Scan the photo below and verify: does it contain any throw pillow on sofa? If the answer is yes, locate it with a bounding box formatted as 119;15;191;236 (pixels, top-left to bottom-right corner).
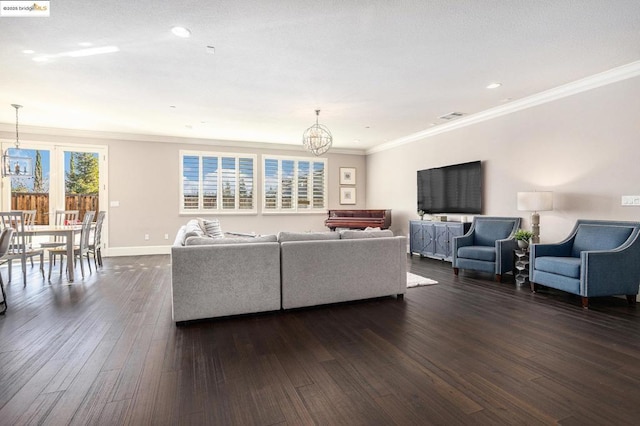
198;218;224;239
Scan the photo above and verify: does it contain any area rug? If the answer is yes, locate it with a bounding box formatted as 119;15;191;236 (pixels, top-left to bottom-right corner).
407;272;438;288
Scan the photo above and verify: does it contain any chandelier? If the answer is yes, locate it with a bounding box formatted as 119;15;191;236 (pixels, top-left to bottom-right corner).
302;109;332;156
2;104;33;177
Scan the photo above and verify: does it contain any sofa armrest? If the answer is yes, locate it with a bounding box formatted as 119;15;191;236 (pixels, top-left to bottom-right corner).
452;232;474;267
581;234;640;297
496;237;518;273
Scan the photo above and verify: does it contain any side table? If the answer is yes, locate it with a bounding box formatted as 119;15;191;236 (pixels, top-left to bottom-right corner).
514;249;530;287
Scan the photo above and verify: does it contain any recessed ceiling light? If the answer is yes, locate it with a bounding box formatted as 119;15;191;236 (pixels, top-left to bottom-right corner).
22;49;34;54
486;82;502;89
171;26;191;38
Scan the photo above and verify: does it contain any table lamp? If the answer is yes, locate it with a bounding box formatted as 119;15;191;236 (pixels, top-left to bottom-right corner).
517;191;553;243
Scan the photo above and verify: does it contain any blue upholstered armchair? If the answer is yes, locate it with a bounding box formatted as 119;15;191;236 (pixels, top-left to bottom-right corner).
453;216;521;282
530;219;640;308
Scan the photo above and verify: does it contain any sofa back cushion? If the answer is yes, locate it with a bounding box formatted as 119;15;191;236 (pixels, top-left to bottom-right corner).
571;224;634;257
339;229;394;239
183;219;205;241
185;234;277;245
474;220;516;246
278;231;340;242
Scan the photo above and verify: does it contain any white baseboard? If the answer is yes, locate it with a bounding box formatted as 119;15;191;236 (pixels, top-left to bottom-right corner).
105;245;171;257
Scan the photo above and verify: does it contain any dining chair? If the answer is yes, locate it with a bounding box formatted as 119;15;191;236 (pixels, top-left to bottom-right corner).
15;210;37;266
40;210;80;250
48;211;95;280
0;211;45;284
0;228;15;315
88;211;106;268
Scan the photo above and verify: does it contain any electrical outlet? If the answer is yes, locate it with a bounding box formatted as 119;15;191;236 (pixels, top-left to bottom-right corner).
622;195;640;206
144;234;150;240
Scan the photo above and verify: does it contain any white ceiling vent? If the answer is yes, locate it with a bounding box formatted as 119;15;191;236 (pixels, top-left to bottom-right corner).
439;111;465;121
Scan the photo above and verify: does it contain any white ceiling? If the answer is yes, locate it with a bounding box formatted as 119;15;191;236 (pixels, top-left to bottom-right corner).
1;0;640;151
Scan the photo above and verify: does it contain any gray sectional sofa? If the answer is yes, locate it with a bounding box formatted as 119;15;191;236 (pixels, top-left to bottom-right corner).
171;222;407;323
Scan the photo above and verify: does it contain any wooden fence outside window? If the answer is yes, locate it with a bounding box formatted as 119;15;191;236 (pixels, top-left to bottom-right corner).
11;193;99;225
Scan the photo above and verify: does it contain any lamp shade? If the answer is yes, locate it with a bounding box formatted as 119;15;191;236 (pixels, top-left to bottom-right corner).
517;191;553;212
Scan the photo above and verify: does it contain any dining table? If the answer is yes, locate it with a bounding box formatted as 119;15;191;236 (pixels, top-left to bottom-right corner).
22;224;85;282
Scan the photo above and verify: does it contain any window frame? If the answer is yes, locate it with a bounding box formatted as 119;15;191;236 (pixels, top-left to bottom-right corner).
179;150;257;215
262;154;328;214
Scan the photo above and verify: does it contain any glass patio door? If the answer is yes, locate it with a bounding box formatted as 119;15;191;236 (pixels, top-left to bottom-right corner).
61;149;101;221
1;141;108;247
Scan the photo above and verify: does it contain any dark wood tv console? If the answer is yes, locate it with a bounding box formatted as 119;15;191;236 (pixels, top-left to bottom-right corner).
325;209;391;231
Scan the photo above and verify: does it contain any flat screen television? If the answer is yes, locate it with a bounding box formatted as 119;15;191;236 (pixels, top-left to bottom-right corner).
417;161;482;214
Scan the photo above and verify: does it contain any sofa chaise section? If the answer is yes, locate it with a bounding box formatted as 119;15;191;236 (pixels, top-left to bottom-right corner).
280;235;407;309
171;241;281;323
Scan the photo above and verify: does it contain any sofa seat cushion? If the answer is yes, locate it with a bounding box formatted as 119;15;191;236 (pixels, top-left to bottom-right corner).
457;246;496;262
571;224;633;257
278;231;340;242
535;256;581;278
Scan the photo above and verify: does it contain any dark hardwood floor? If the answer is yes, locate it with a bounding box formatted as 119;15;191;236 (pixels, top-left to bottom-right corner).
1;254;640;425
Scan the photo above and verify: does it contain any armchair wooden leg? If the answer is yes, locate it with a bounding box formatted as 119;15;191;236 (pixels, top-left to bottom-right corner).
581;297;589;309
626;295;637;306
495;274;502;283
530;282;536;293
453;268;459;276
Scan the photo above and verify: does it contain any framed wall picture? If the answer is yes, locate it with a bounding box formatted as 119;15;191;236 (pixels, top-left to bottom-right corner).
340;187;356;205
340;167;356;185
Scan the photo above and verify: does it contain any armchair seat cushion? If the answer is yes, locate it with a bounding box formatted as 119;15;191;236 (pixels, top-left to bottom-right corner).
535;256;581;278
457;246;496;262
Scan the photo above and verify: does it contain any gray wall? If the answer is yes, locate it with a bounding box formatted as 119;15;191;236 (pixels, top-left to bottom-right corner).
0;131;366;254
366;75;640;243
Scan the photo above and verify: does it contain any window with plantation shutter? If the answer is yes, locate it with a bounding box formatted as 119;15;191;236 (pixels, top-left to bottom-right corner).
263;155;327;213
180;151;256;214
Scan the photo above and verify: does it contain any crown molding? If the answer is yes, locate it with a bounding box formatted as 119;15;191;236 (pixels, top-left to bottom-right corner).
0;124;366;156
367;60;640;155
